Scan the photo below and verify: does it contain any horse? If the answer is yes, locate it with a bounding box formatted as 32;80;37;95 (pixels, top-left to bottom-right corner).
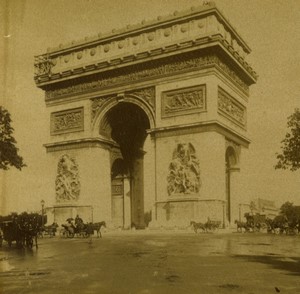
267;215;289;234
234;220;250;233
190;221;207;233
41;222;59;237
90;221;106;238
23;222;39;249
61;223;76;238
205;219;221;232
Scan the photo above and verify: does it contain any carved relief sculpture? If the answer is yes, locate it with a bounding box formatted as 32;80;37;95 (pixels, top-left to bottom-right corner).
218;87;246;126
167;143;201;196
128;87;155;112
162;85;205;117
34;54;53;76
55;154;81;202
51;107;84;135
45;54;249;100
91;96;112;121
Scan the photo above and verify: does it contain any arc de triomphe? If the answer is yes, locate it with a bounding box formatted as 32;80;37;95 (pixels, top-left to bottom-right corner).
34;3;256;229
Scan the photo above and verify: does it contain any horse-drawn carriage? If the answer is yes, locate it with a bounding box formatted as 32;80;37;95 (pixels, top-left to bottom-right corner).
60;223;92;238
190;219;222;233
38;223;59;238
60;217;106;238
265;215;294;234
0;213;46;248
235;213;268;233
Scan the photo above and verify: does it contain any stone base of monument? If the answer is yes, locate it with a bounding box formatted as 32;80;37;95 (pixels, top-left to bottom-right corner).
153;197;225;229
52;204;93;226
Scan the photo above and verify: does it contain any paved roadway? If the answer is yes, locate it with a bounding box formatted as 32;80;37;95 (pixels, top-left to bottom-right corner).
0;230;300;294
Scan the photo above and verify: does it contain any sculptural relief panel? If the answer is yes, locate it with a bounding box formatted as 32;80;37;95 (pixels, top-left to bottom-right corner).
55;154;81;203
167;143;201;196
51;107;84;135
218;87;246;127
161;85;206;118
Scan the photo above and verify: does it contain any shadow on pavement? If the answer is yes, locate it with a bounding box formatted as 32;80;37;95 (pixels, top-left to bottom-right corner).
233;254;300;276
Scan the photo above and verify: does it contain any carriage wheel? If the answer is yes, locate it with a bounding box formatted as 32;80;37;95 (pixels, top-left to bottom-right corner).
68;231;74;238
27;238;33;249
60;229;67;238
84;232;90;238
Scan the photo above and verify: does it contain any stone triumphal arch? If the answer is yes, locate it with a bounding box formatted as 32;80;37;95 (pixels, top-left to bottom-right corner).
34;3;256;228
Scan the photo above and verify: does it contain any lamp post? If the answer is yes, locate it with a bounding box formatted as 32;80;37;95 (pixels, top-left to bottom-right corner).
41;199;45;228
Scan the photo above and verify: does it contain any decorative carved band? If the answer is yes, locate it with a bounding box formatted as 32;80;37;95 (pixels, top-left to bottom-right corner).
162;85;205;117
45;54;249;100
218;87;246;126
90;86;155;121
51;107;84;135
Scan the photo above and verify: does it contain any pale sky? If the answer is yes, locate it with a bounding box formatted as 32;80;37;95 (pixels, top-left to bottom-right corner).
0;0;300;213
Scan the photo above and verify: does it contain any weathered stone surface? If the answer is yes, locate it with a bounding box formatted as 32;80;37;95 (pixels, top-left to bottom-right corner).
36;3;256;228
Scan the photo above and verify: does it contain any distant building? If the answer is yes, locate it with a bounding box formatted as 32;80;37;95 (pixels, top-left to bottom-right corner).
252;198;279;219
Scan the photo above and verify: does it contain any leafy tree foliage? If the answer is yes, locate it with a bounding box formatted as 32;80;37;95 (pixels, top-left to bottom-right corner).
280;201;300;227
0;106;25;170
275;108;300;171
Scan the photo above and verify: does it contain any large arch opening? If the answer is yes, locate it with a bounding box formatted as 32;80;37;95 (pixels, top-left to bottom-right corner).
225;146;237;224
101;102;151;229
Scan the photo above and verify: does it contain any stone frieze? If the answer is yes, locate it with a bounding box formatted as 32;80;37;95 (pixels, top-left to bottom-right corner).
35;3;257;85
46;54;249;101
51;107;84;135
218;87;246;126
162;85;205;117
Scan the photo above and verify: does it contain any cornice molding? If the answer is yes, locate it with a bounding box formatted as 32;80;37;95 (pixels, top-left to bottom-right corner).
44;137;119;153
43;3;251;55
35;36;256;88
34;3;257;88
148;120;250;147
43;52;251;103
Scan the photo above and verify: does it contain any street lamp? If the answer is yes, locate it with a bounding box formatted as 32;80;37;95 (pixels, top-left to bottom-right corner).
41;199;45;227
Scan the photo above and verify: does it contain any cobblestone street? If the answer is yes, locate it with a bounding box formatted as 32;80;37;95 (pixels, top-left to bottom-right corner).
0;231;300;294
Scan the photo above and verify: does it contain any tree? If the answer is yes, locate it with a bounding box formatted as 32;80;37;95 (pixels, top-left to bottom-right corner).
0;106;25;170
280;201;300;227
275;108;300;171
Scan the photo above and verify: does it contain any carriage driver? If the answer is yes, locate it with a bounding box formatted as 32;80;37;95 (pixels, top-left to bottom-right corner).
75;215;83;228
